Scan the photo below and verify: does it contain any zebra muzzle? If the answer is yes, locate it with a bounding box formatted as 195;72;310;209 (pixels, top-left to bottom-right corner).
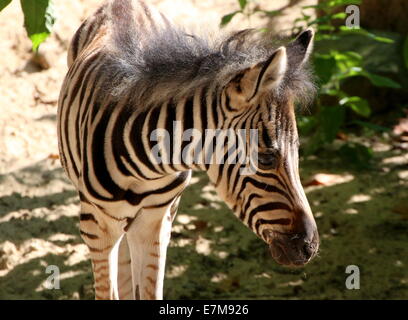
264;229;319;267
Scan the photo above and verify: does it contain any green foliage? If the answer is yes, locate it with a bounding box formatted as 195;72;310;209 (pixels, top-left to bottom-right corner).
220;0;281;27
220;11;241;26
222;0;403;169
293;0;399;161
0;0;55;51
20;0;55;51
238;0;247;10
338;26;395;43
303;0;362;10
0;0;12;11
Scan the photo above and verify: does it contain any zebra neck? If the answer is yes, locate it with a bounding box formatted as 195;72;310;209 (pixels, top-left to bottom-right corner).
124;85;222;179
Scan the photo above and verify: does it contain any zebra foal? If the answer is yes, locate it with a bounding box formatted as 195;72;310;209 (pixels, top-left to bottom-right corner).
58;0;319;300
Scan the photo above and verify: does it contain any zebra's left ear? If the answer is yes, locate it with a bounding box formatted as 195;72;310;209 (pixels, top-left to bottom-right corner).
238;46;287;102
286;28;314;68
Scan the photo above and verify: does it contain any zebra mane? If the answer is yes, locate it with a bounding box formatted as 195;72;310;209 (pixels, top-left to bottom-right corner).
103;15;315;109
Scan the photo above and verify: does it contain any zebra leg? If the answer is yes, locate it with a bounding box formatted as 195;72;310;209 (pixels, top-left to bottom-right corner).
116;234;133;300
79;200;123;300
125;205;174;300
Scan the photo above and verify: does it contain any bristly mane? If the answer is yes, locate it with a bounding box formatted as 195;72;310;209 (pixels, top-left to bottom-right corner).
101;5;315;109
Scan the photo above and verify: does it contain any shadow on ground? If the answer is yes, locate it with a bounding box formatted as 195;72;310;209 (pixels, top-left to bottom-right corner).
0;146;407;299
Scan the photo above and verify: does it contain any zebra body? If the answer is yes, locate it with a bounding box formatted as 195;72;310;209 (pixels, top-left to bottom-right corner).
58;0;319;300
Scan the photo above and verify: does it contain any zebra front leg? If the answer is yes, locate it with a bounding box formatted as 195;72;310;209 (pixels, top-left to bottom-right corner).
116;234;133;300
79;200;123;300
125;205;174;300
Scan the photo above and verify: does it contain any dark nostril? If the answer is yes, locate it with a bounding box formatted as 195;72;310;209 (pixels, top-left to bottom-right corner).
302;242;314;260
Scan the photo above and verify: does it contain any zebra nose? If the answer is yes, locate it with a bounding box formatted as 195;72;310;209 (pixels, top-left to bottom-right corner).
265;228;319;267
300;230;319;261
302;241;315;260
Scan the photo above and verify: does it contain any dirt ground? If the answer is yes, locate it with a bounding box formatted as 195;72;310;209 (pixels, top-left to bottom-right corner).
0;0;407;300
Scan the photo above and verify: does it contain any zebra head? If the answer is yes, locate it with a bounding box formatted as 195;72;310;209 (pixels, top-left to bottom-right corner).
208;29;319;267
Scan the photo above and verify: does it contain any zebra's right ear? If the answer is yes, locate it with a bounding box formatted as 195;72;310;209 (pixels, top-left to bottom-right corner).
231;47;287;104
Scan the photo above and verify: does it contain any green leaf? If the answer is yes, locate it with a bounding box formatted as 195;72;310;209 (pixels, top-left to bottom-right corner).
317;25;336;32
371;36;395;44
339;96;371;117
362;72;401;89
314;54;337;84
303;1;361;12
337;66;401;88
353;120;391;132
333;51;362;71
0;0;12;11
257;27;269;33
319;105;345;143
403;36;408;70
254;9;280;17
308;15;332;27
337;66;363;80
297;116;318;136
339;26;394;43
315;34;341;42
238;0;247;10
331;12;347;20
20;0;56;51
329;0;361;6
301;13;311;21
348;101;370;118
302;4;328;10
261;9;281;17
220;11;241;26
302;0;361;10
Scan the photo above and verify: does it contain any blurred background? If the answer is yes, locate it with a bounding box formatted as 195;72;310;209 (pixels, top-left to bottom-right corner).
0;0;407;299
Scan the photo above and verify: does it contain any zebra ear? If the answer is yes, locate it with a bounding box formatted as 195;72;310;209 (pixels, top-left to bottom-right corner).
286;28;314;68
240;47;287;102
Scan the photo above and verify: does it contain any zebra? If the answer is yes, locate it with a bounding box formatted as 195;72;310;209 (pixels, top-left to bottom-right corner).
57;0;319;300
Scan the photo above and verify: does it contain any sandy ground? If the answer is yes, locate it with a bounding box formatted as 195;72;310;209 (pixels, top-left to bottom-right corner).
1;0;407;300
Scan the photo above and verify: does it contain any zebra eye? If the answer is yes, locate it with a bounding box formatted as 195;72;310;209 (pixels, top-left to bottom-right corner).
258;149;280;170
